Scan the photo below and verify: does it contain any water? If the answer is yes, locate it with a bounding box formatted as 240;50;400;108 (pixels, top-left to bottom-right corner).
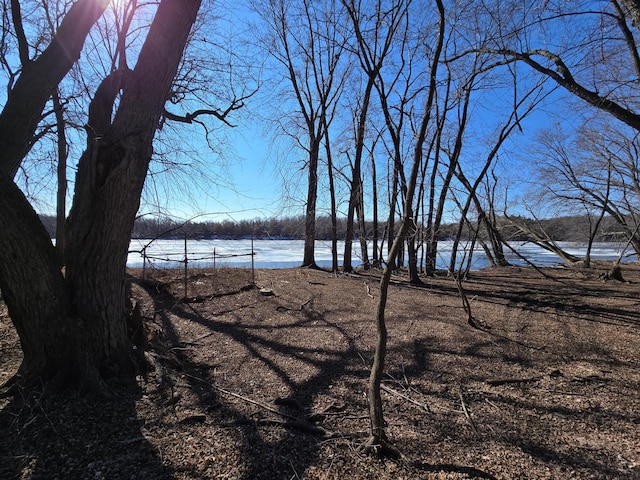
127;239;634;270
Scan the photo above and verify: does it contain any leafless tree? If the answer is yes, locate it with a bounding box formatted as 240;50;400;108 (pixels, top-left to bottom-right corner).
0;0;228;394
479;1;640;136
531;122;640;258
255;0;347;268
366;0;445;454
339;0;410;272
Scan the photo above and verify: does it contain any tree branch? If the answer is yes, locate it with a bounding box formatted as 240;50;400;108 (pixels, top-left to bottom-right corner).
163;100;245;128
0;0;107;178
484;48;640;132
10;0;30;65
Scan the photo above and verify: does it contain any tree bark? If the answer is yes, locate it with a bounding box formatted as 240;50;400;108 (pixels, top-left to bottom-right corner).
356;181;370;269
0;0;107;178
0;0;106;389
323;121;339;272
53;90;67;262
65;0;202;384
0;175;71;384
371;149;380;268
344;79;374;272
621;0;640;28
302;139;320;268
368;0;445;451
0;0;202;392
407;232;421;283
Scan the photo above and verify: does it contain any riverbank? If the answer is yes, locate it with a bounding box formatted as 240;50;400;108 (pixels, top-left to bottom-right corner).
1;262;639;479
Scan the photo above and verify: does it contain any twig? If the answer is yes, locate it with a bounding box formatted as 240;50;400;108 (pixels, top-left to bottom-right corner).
401;357;409;386
486;376;542;386
289;460;301;480
232;417;331;436
182;331;215;345
381;384;431;412
357;352;368;369
201;381;300;422
364;282;374;298
459;390;478;433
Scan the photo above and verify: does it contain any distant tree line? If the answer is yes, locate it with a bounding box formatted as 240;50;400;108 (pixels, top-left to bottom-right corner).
38;214;629;243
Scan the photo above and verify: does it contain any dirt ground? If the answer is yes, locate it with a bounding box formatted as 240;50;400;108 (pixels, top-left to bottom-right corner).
1;262;639;479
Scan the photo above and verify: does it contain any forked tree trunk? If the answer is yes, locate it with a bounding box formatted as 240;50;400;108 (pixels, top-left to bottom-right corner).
67;0;202;387
0;0;201;392
344;78;374;272
0;0;106;389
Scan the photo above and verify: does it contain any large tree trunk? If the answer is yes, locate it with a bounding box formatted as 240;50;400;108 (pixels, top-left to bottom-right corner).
0;0;106;388
0;176;72;384
66;0;201;384
0;0;201;392
64;139;151;384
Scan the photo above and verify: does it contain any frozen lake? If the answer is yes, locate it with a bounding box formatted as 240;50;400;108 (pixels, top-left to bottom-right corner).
127;239;634;271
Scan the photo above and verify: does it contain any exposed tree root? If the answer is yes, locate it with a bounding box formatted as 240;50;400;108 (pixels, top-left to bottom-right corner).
361;435;403;459
600;264;626;282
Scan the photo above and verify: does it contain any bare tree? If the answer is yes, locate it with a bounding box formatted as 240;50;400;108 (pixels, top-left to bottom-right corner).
531;123;640;258
256;0;347;268
0;0;208;393
367;0;445;453
447;67;549;272
480;1;640;133
340;0;410;272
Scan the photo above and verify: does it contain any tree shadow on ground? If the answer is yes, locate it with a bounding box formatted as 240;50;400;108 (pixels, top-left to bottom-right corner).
130;270;504;479
464;269;640;327
2;265;637;479
0;385;174;479
121;266;639;479
135;275;369;478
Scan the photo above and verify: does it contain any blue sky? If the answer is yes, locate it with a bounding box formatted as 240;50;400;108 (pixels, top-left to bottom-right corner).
156;127;287;223
5;0;632;226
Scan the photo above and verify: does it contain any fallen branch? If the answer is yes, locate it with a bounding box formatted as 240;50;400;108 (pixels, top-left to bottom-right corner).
486;376;542;386
459;391;478;433
207;383;300;422
182;373;345;437
381;384;431;412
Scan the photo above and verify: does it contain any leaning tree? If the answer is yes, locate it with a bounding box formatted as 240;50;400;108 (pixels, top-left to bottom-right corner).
0;0;203;394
